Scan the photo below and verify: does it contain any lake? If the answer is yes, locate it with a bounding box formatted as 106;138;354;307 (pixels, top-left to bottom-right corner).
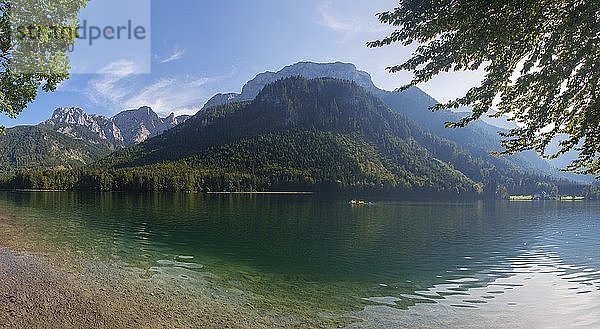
0;192;599;328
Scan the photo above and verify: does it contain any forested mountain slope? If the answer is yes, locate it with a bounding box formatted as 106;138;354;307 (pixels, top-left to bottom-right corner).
89;77;567;195
0;126;112;175
206;62;560;178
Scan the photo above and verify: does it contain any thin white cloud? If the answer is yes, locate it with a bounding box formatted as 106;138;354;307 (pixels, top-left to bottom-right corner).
317;0;390;38
318;1;354;33
159;47;186;64
86;60;210;116
123;77;211;116
87;60;139;107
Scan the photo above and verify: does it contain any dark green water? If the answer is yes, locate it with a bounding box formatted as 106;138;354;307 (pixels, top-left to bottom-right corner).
1;192;599;327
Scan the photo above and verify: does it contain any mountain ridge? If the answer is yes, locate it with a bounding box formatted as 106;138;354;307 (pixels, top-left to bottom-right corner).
0;106;190;174
204;62;379;108
0;125;113;174
42;106;190;148
93;76;580;195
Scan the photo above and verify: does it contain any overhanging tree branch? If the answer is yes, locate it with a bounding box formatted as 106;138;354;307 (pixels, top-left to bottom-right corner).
369;0;599;177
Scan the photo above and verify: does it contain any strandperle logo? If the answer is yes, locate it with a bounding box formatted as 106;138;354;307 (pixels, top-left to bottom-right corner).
15;19;147;48
10;0;151;74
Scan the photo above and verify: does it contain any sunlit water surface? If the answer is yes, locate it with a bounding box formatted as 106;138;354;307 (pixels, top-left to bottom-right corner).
0;192;598;328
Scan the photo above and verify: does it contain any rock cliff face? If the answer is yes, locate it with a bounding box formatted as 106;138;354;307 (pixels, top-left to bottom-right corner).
0;106;191;173
111;106;190;145
44;107;124;148
204;62;378;108
42;107;190;149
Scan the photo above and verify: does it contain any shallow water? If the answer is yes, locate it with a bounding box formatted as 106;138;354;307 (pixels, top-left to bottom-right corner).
0;192;599;327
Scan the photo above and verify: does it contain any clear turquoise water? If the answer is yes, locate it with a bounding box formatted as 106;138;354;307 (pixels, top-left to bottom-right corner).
1;192;599;326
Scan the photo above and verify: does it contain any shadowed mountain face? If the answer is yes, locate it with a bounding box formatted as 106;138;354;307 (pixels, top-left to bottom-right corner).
106;77;417;164
97;77;570;195
0;126;113;175
204;61;574;180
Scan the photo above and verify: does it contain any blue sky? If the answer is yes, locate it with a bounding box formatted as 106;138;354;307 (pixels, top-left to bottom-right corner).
2;0;484;127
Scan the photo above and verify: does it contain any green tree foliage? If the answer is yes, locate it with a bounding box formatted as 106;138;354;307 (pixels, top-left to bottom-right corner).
0;125;111;175
368;0;599;176
0;0;87;132
2;166;265;193
583;184;600;200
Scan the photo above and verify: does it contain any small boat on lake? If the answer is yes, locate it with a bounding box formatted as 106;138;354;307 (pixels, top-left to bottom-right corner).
350;200;373;206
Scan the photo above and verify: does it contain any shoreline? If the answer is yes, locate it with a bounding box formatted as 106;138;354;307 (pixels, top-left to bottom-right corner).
0;188;516;201
206;191;314;195
0;213;349;328
0;246;305;328
0;213;274;328
10;189;315;195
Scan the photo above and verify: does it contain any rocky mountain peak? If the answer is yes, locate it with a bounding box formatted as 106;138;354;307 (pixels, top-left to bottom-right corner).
113;106;160;123
204;62;379;109
43;106;190;148
269;62;376;91
50;107;97;126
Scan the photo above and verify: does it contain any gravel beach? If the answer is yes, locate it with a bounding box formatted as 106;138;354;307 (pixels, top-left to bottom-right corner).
0;212;316;329
0;199;359;329
0;247;296;329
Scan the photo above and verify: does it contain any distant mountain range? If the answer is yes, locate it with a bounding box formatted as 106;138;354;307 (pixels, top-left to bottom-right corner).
0;61;594;193
0;107;189;174
42;106;190;148
94;73;584;195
